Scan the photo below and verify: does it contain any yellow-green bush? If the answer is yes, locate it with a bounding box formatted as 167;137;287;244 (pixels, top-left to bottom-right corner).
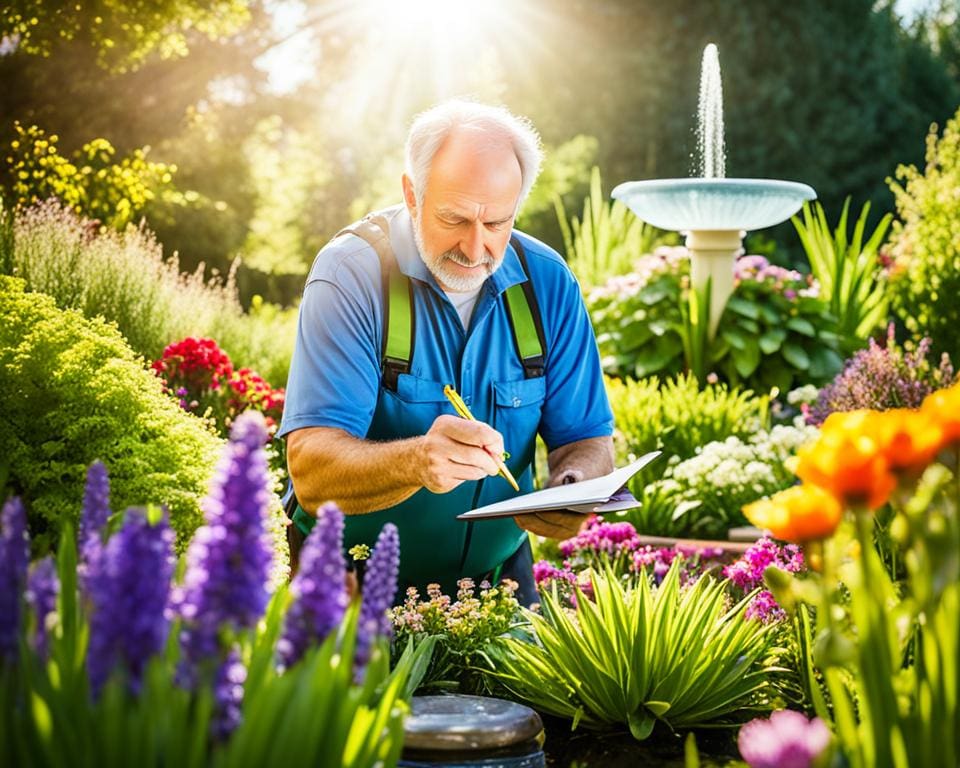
888;109;960;362
0;275;222;553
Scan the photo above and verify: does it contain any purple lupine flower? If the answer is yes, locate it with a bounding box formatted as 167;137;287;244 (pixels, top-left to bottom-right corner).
79;461;110;590
1;497;30;661
738;709;831;768
87;509;174;697
172;412;274;678
26;555;59;660
211;647;247;742
277;504;349;669
355;523;400;674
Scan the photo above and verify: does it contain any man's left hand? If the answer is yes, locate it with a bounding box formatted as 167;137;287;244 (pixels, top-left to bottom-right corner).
514;510;587;539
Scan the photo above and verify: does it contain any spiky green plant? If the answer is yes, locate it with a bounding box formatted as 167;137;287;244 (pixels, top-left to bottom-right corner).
792;199;892;343
489;563;780;740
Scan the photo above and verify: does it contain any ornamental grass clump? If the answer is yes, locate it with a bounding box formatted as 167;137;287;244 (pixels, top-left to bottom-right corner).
491;561;780;740
806;323;955;426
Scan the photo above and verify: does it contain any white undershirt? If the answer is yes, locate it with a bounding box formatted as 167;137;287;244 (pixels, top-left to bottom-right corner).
444;287;482;330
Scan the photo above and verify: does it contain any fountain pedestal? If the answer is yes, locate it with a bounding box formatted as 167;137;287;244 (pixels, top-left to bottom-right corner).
685;229;744;337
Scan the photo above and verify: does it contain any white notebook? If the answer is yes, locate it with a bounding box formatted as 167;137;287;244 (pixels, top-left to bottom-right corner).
456;451;661;521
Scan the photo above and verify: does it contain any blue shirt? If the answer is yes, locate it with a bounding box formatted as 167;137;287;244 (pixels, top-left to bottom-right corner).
279;205;613;590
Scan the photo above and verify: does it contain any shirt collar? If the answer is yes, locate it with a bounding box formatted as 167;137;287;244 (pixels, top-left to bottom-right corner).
387;204;527;296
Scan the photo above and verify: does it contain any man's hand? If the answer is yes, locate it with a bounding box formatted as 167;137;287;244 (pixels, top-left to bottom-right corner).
514;510;588;539
416;414;505;494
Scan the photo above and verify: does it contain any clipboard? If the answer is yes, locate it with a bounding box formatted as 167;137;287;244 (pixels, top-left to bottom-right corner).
456;451;661;521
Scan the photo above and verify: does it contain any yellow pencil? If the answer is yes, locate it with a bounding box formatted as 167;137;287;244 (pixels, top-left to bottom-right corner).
442;385;520;492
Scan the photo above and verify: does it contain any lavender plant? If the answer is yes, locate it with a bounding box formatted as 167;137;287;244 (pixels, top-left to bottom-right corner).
807;323;955;425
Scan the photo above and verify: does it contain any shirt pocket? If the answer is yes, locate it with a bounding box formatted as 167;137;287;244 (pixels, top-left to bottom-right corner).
374;373;451;440
492;377;547;471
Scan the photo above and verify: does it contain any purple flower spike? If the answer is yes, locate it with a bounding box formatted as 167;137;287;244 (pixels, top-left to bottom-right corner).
738;709;831;768
211;647;247;741
278;504;349;670
1;497;30;662
26;555;59;660
87;509;174;697
79;461;110;591
172;411;274;677
355;523;400;673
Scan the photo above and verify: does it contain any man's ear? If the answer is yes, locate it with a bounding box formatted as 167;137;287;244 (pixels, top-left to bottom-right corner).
401;174;417;218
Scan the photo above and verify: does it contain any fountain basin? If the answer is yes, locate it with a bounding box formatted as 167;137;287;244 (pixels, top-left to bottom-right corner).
611;178;816;232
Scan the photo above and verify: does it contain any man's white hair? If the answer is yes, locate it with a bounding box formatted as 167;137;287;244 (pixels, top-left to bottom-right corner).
404;99;544;213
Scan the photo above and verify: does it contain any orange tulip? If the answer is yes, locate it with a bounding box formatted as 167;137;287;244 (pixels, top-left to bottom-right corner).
795;410;896;510
871;408;944;477
921;382;960;447
744;485;844;542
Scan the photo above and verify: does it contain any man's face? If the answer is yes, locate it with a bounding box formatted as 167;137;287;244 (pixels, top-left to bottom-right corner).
404;130;522;293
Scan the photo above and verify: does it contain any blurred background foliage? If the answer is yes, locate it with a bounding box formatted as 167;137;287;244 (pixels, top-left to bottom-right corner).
1;0;958;308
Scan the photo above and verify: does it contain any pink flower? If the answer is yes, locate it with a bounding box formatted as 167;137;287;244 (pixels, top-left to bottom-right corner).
738;710;831;768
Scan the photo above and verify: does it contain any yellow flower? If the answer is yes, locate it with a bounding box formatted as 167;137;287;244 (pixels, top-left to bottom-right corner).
796;410;896;510
871;408;943;478
744;485;843;542
921;382;960;448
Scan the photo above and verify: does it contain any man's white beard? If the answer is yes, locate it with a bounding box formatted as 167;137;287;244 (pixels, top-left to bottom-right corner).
413;218;500;292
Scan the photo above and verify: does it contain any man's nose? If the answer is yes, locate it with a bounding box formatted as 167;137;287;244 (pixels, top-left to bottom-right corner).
460;222;487;264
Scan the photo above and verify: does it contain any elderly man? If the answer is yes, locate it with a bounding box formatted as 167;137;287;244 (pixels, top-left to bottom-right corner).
280;100;613;604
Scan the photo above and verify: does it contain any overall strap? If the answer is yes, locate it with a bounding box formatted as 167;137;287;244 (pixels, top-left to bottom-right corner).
338;215;414;392
503;236;547;378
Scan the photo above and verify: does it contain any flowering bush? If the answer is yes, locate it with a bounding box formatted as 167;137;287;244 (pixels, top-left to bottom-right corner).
588;247;844;393
0;413;418;767
744;384;960;767
627;421;818;539
806;323;955;425
723;538;805;623
152;337;285;439
391;578;519;694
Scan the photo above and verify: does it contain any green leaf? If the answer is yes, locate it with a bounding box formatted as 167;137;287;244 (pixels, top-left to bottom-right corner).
732;340;761;378
786;317;816;336
758;328;787;354
808;346;844;380
720;327;748;351
627;709;657;741
781;342;811;370
724;295;760;320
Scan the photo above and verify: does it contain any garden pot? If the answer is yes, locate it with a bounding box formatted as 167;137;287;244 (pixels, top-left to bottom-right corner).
399;694;545;768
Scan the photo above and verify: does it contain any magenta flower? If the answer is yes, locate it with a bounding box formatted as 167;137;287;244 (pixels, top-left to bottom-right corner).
738;709;831;768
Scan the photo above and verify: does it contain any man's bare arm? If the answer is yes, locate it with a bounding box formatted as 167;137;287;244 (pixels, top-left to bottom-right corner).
286;416;505;515
514;435;615;539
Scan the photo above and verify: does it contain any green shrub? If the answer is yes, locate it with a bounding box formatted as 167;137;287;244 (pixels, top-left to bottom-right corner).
888;109;960;363
0;275;222;553
589;248;845;393
0;200;296;387
607;373;769;490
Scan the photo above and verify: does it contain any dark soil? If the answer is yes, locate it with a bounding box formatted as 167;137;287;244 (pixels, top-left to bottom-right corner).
540;715;743;768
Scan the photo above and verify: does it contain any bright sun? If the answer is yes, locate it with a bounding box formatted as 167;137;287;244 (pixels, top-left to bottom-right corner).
257;0;560;126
